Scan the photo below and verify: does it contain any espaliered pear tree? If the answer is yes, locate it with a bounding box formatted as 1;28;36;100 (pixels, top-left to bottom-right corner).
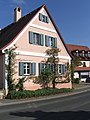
45;48;60;88
5;45;17;92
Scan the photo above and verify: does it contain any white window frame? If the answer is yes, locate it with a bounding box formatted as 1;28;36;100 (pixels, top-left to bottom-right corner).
23;63;31;75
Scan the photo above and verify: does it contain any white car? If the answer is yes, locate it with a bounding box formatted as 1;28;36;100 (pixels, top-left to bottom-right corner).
80;78;86;82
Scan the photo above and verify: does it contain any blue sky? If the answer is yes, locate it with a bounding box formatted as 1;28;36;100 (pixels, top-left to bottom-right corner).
0;0;90;47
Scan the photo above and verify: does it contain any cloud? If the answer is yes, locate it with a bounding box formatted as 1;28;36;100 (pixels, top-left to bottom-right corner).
12;0;26;4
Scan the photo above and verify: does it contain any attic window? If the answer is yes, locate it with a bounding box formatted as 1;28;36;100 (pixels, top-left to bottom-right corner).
39;13;49;23
76;50;79;57
72;50;79;57
85;51;88;57
80;51;85;57
88;51;90;57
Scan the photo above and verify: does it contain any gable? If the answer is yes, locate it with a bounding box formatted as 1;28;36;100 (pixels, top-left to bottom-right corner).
1;4;70;59
31;8;56;33
30;7;70;57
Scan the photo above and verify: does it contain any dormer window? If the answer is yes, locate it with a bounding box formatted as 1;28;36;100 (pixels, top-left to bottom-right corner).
39;13;49;23
82;51;85;57
85;51;88;57
80;50;85;57
76;50;79;57
88;51;90;57
72;50;79;57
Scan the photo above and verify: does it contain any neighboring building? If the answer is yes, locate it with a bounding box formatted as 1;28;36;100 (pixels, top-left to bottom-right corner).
0;5;72;92
66;44;90;82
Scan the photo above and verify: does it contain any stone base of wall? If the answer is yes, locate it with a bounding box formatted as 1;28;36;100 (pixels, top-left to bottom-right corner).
24;80;72;90
56;81;72;89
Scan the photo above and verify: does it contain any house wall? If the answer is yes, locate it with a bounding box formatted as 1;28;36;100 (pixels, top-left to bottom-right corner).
4;7;72;90
81;61;90;67
0;54;4;89
14;54;72;90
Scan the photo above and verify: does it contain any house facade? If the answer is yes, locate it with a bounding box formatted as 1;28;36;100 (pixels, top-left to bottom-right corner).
0;5;72;92
66;44;90;82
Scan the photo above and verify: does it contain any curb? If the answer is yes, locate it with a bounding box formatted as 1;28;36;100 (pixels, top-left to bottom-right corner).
0;86;90;107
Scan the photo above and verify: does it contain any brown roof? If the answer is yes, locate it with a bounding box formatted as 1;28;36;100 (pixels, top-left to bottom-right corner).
0;4;70;57
66;44;90;52
75;66;90;71
66;44;90;59
0;5;43;50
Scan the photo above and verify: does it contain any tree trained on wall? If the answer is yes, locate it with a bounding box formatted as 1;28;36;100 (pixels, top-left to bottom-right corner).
45;48;60;88
34;67;52;88
5;45;17;92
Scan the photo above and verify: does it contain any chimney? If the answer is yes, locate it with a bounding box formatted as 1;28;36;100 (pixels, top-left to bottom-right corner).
14;7;21;22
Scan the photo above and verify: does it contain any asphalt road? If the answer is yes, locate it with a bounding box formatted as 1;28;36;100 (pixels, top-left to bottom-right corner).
0;90;90;120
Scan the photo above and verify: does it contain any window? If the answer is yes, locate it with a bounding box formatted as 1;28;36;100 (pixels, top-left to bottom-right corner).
72;50;79;57
39;63;46;75
29;32;44;46
24;63;30;75
88;52;90;57
39;63;66;75
33;33;40;44
19;62;36;76
85;51;88;57
82;51;85;57
80;51;85;57
76;51;79;57
58;64;62;74
83;62;86;67
58;64;66;74
45;35;57;48
39;13;49;23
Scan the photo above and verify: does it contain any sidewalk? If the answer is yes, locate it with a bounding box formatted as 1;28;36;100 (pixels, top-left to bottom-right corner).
0;83;90;106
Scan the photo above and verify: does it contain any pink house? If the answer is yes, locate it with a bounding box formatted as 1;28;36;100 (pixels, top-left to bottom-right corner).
0;5;72;93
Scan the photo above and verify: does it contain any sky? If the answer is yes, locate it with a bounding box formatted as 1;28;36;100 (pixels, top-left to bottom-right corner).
0;0;90;47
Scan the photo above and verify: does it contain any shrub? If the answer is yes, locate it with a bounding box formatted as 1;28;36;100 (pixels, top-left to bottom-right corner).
6;88;72;99
73;78;80;84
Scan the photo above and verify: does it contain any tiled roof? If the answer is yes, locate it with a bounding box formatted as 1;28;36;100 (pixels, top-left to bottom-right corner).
66;44;90;59
66;44;90;52
0;5;43;50
75;66;90;71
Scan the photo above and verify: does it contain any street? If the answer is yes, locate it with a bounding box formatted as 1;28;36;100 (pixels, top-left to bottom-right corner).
0;90;90;120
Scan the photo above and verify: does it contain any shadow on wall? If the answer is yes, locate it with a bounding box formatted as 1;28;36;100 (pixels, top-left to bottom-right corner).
10;110;90;120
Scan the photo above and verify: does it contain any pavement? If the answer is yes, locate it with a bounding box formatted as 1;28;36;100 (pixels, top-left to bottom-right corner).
0;83;90;106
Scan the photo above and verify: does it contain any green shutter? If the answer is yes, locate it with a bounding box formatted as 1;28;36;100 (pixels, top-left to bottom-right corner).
46;17;49;23
39;63;42;75
54;38;57;48
39;63;45;75
48;63;53;72
62;65;65;74
29;31;33;44
52;38;55;47
39;13;42;21
38;34;41;45
31;63;36;75
46;64;50;69
55;64;58;74
65;65;67;73
45;35;50;47
19;62;24;76
40;34;44;46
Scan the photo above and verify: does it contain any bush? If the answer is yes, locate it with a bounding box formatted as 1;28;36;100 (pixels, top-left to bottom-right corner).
72;78;80;84
6;88;72;99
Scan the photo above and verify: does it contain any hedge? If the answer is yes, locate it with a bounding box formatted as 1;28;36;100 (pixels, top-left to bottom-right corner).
6;88;72;99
